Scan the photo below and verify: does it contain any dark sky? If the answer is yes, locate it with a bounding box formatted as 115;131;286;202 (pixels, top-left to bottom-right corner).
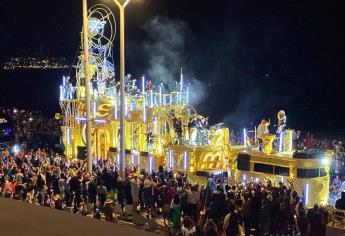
0;0;344;134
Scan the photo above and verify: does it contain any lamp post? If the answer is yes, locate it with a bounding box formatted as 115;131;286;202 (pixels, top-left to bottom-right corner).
112;0;132;179
82;0;93;174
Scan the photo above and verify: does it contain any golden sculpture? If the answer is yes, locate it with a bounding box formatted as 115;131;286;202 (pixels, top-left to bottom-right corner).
262;134;276;155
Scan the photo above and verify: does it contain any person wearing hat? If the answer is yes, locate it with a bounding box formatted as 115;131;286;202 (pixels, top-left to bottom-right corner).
130;174;140;211
143;176;154;217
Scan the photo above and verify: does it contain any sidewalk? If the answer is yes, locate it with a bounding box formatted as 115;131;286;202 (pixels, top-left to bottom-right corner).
0;197;156;236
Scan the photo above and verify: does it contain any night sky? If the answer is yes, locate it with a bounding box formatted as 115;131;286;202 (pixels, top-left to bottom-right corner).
0;0;344;134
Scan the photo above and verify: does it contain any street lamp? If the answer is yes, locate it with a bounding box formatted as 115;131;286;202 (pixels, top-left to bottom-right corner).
111;0;133;179
82;0;93;174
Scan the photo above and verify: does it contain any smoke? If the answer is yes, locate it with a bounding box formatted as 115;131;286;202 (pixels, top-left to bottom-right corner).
143;16;206;105
222;88;267;130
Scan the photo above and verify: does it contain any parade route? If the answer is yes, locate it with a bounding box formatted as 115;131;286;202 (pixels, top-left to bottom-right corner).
0;197;155;236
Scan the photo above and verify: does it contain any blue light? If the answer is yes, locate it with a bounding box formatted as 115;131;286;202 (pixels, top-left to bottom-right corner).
159;86;162;104
305;184;309;205
186;86;189;104
76;116;87;121
150;89;154;107
279;132;283;152
114;88;118;119
95;119;107;123
169;150;173;168
12;145;20;154
184;151;188;170
93;102;97;118
149;156;153;172
142;76;145;94
67;128;71;145
60;86;63;100
243;129;247;147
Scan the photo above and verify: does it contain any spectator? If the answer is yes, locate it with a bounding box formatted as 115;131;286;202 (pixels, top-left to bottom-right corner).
223;204;240;236
297;209;310;236
335;192;345;210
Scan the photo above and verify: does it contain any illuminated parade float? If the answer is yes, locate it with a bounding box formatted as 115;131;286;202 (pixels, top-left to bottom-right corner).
59;5;331;207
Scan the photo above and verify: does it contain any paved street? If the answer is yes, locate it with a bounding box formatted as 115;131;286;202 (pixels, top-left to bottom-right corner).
0;198;155;236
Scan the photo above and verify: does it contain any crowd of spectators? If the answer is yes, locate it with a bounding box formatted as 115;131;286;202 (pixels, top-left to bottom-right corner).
1;109;345;235
0;144;338;236
1;108;62;151
1;108;62;141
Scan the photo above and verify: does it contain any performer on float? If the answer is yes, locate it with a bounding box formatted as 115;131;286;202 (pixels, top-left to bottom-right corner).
91;76;99;98
257;119;270;151
276;110;287;134
276;110;287;151
188;115;198;145
124;74;132;92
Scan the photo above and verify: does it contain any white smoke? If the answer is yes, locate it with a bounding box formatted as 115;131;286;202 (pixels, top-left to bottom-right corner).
143;16;206;105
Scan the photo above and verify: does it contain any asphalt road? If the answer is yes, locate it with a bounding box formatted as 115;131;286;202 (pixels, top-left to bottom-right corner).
0;197;155;236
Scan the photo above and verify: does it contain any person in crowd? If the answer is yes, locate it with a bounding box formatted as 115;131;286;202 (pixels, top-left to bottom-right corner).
211;184;226;223
96;180;107;212
159;182;174;225
223;203;240;236
185;184;200;222
181;216;196;236
143;176;154;218
241;192;252;236
203;218;218;236
331;175;342;193
335;192;345;210
130;174;140;211
307;204;322;236
297;209;311;236
171;194;182;231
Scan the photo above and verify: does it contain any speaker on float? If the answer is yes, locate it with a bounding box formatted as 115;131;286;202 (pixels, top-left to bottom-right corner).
237;153;251;171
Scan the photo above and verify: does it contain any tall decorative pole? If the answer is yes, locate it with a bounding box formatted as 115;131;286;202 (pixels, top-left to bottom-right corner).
112;0;132;179
82;0;92;173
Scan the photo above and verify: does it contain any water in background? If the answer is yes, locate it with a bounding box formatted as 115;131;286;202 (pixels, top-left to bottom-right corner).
0;69;68;116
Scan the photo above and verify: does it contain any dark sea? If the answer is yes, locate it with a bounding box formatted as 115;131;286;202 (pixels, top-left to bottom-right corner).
0;69;68;116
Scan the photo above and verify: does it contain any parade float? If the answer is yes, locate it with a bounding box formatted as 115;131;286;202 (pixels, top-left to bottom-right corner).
59;4;331;207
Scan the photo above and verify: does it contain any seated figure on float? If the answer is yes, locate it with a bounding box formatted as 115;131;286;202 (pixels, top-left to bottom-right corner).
256;119;270;152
